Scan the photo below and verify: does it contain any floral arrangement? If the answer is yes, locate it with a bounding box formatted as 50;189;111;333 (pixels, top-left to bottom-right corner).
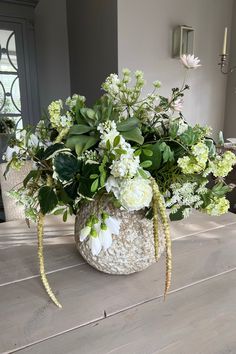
3;55;236;307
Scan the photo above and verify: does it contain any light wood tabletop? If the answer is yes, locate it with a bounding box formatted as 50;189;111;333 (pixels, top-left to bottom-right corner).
0;211;236;354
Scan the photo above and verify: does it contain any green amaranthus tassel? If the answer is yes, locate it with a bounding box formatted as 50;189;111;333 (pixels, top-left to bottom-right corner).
151;178;172;299
37;212;62;308
151;179;160;260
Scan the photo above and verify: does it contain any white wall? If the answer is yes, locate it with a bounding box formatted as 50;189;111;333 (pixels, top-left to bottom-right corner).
224;0;236;138
35;0;71;112
118;0;233;137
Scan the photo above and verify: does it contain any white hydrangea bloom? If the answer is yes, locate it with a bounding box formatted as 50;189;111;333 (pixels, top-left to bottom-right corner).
110;150;140;178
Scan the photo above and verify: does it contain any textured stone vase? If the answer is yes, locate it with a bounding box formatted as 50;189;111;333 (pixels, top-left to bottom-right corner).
0;161;32;221
75;199;165;275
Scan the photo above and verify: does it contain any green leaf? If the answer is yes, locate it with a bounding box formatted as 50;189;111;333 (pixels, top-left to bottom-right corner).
179;127;199;146
66;135;99;155
169;123;179;139
23;170;40;187
69;125;93;135
38;186;58;215
138;168;149;179
113;135;120;147
143;149;153;157
140;143;162;171
160;142;174;163
53;208;65;215
90;174;99;179
212;182;231;197
117;117;139;132
63;210;68;222
134;149;142;156
54;153;81;181
100;171;107;187
205;139;216;158
106;139;111;150
121;127;144;145
169;206;187;221
140;160;152;168
42;143;65;160
114;148;126;155
91;178;99;192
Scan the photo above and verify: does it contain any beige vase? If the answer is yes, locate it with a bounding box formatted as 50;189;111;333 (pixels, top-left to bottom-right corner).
0;162;32;221
75;199;165;274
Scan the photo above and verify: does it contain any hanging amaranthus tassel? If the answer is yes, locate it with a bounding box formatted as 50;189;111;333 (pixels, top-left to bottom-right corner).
151;178;172;299
157;191;172;299
151;179;160;260
37;212;62;308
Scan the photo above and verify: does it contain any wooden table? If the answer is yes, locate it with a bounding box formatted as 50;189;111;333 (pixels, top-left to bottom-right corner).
0;212;236;354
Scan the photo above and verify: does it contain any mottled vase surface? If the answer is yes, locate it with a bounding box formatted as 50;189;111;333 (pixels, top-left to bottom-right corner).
74;199;165;274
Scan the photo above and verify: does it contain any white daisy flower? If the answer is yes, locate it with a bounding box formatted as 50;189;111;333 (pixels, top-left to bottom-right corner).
180;54;201;69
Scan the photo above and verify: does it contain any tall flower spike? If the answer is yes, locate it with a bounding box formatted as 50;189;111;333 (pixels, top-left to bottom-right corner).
37;212;62;308
151;178;172;300
151;179;159;260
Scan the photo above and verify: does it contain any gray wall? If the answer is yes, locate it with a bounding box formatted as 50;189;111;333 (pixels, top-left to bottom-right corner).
34;0;71;112
224;0;236;138
67;0;118;106
118;0;234;137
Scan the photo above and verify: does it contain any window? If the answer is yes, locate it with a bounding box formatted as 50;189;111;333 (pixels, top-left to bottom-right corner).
0;28;22;128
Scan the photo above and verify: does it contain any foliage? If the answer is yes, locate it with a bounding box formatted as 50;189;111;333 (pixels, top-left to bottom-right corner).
3;65;236;224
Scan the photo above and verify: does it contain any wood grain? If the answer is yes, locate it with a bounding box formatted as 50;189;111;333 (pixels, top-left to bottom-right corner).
17;270;236;354
0;223;235;353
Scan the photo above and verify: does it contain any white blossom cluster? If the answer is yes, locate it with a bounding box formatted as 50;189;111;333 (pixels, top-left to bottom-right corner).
166;181;207;217
98;121;140;178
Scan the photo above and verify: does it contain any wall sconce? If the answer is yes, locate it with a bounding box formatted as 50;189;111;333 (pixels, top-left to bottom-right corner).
172;25;195;58
218;27;236;75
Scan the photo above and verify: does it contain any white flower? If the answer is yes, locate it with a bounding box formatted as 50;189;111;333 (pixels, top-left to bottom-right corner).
110;152;140;178
79;226;91;241
170;98;183;112
4;146;20;161
99;227;113;250
177;119;188;135
119;177;153;211
105;216;121;235
180;54;201;69
105;176;121;199
28;133;39;147
88;236;102;256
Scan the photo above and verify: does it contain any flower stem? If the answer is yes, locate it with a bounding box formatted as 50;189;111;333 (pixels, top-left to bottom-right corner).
37;212;62;308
